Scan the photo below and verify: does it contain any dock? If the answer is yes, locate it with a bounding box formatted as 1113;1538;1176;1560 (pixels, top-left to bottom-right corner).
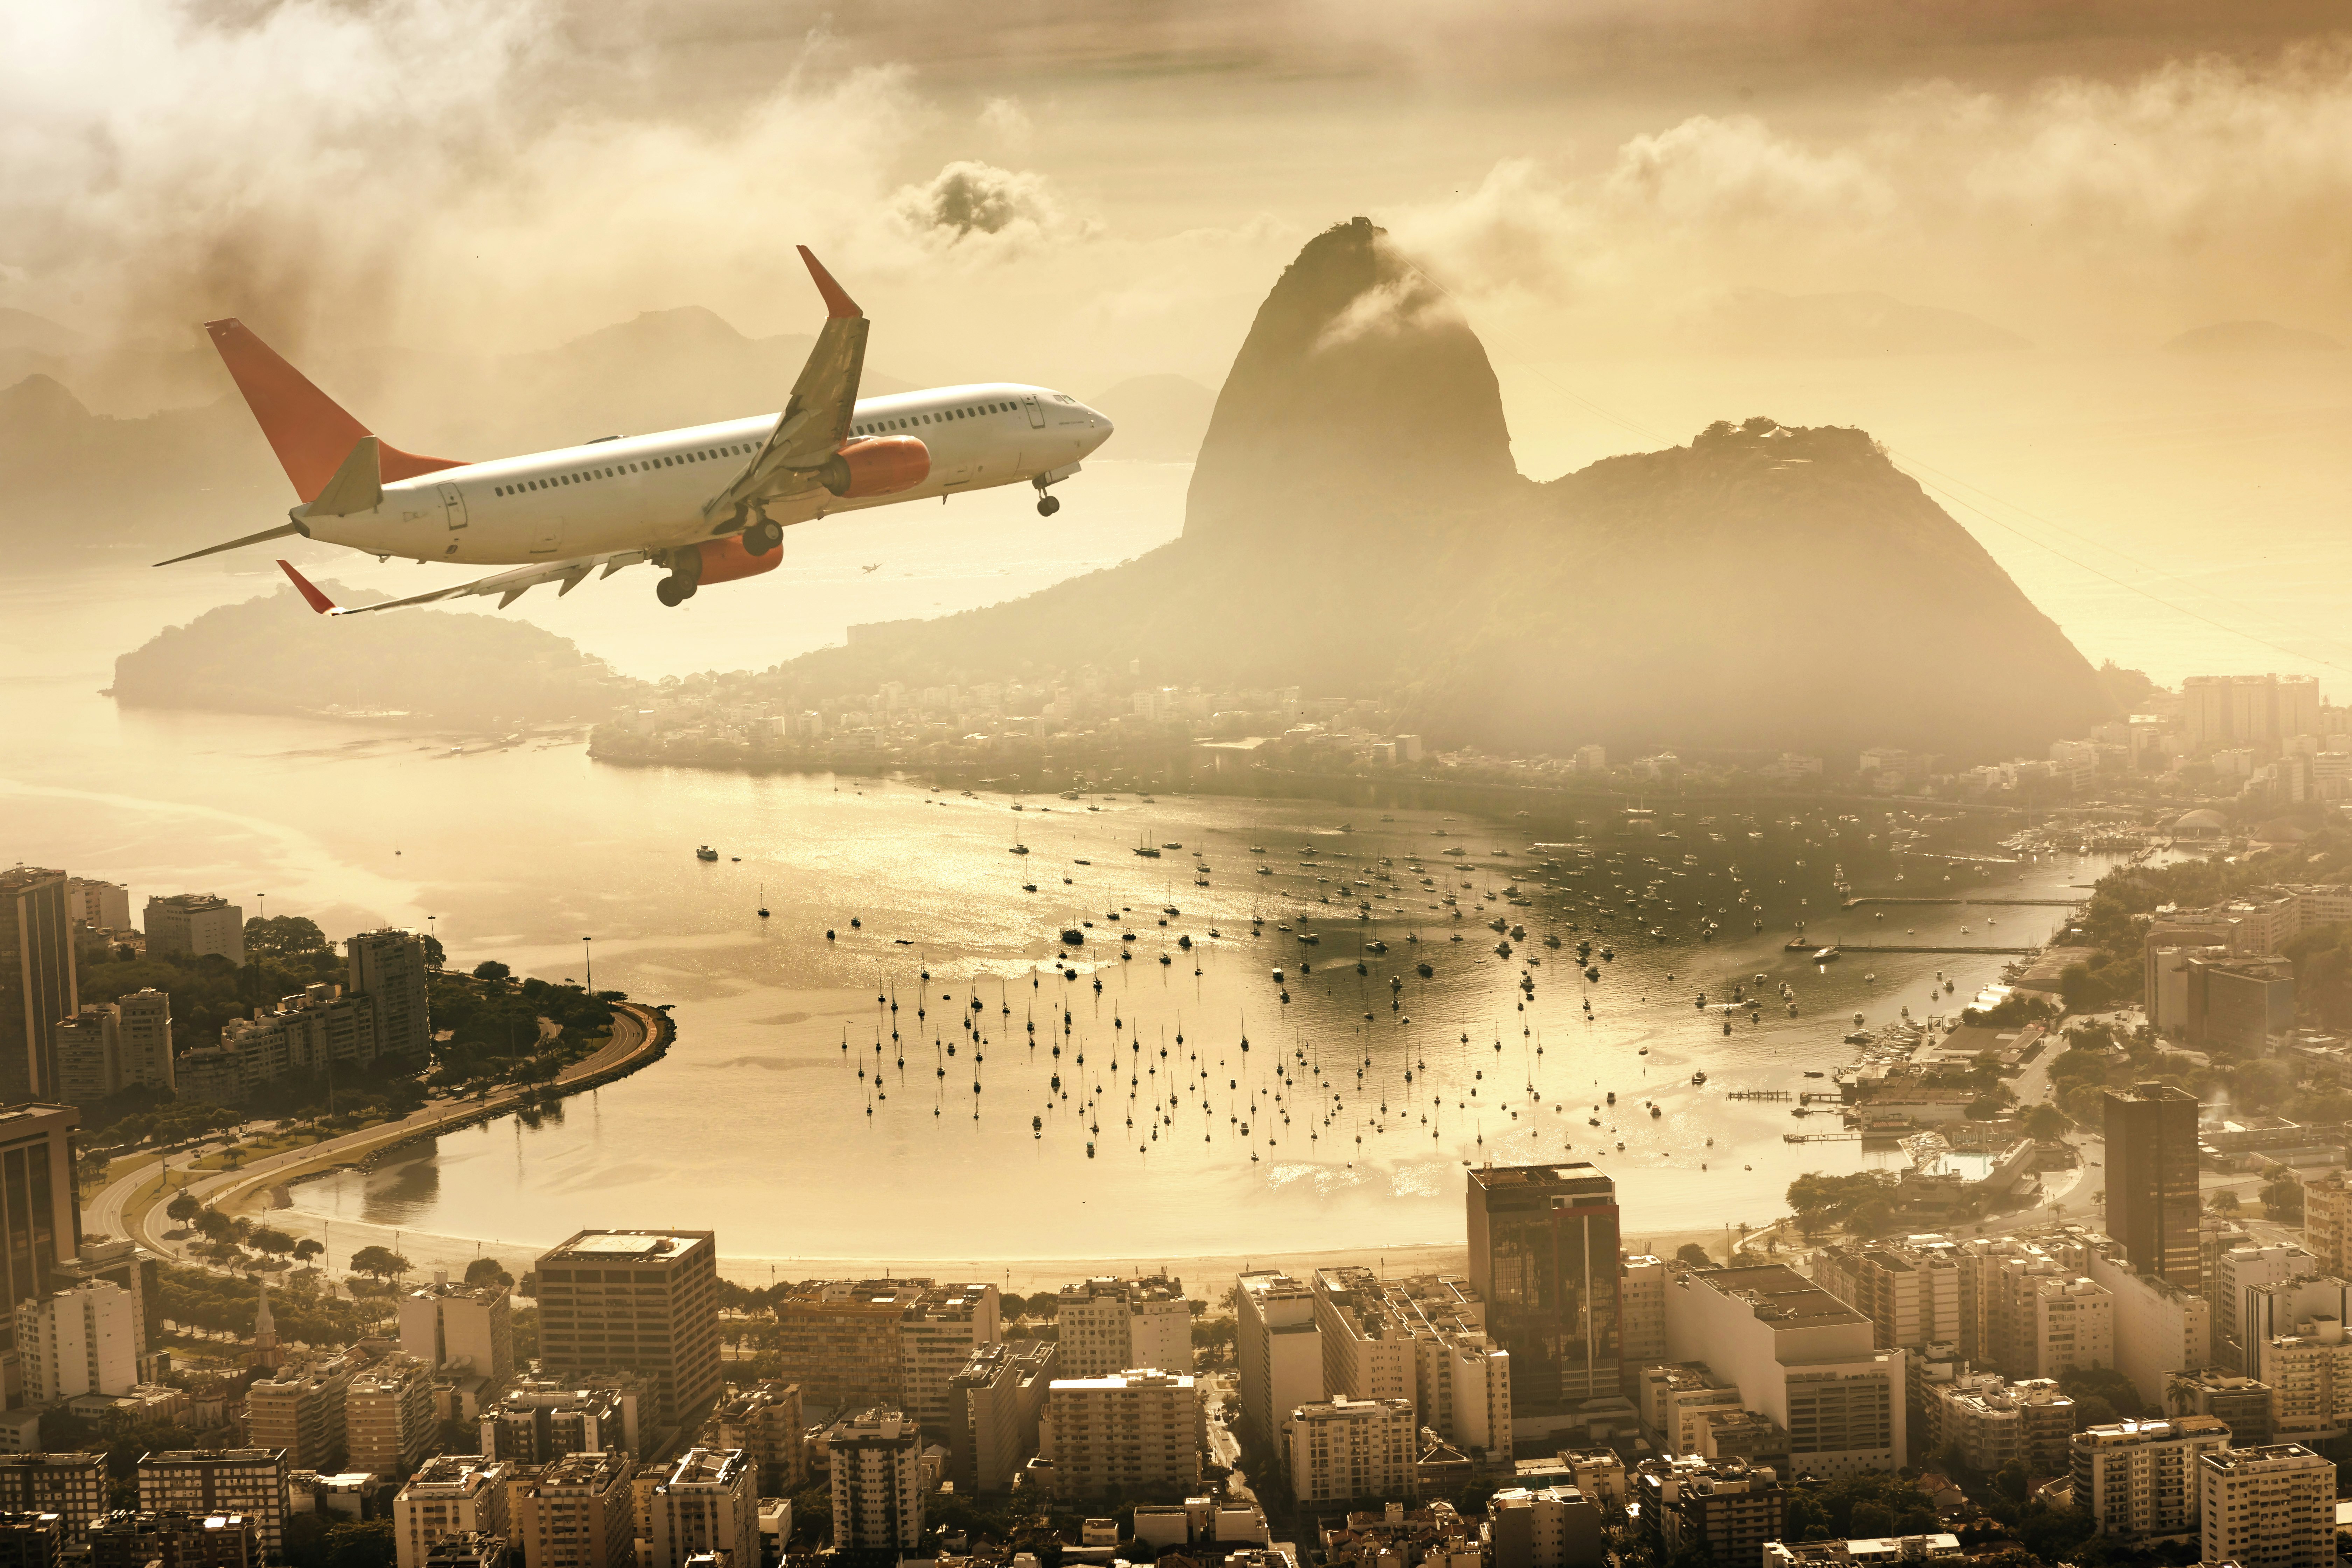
1726;1089;1791;1101
1782;1130;1863;1142
1841;896;2080;908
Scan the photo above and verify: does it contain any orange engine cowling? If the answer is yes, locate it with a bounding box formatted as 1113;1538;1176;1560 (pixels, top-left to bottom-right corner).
819;435;929;498
693;534;784;587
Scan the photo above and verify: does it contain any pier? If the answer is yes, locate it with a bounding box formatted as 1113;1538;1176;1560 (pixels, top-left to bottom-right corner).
1726;1089;1791;1101
1841;896;2080;908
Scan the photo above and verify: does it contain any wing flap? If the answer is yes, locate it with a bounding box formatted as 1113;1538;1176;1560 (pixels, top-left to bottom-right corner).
279;552;649;615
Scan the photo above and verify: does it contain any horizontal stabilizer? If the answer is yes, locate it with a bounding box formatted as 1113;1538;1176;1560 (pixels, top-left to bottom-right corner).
153;519;309;568
302;437;384;518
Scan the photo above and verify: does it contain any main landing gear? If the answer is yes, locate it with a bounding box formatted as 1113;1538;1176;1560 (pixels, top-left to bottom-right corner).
655;547;703;607
742;515;783;556
656;575;696;607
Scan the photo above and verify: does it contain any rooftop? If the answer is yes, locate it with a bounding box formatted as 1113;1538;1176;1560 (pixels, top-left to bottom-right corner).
544;1230;709;1262
1684;1265;1868;1328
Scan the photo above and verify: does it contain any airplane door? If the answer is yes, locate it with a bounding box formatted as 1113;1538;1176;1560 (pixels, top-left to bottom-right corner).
1023;395;1045;429
437;482;468;529
530;516;564;555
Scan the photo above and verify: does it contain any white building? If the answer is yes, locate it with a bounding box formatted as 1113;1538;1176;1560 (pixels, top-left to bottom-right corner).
345;1354;437;1477
15;1280;138;1404
1288;1397;1416;1507
826;1408;924;1554
2210;1243;2314;1373
2198;1443;2335;1568
66;880;131;933
115;989;173;1091
1662;1264;1904;1476
899;1283;1001;1432
1237;1271;1322;1445
645;1448;759;1568
398;1275;516;1385
1054;1276;1192;1378
143;894;244;963
2079;1246;2210;1410
392;1456;512;1568
2070;1418;2231;1536
1040;1370;1202;1498
1621;1256;1668;1380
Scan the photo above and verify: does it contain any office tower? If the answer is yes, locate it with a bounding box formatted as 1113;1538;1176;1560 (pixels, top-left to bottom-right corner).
346;931;431;1057
2198;1444;2335;1568
2105;1084;2200;1285
15;1281;137;1404
1;869;77;1103
399;1275;515;1384
64;882;131;936
86;1512;255;1568
2072;1418;2231;1535
0;1106;81;1388
245;1363;352;1470
1235;1272;1321;1445
948;1343;1053;1494
1467;1163;1623;1421
897;1284;1000;1432
532;1231;720;1429
346;1354;436;1476
393;1457;513;1568
135;1450;290;1563
512;1451;634;1568
1286;1396;1415;1507
112;990;173;1092
1663;1264;1905;1476
644;1449;757;1568
771;1281;914;1407
1039;1370;1203;1499
0;1512;59;1568
141;895;243;965
50;1011;118;1106
480;1380;641;1464
825;1409;924;1554
0;1456;104;1541
697;1382;806;1494
1053;1276;1193;1377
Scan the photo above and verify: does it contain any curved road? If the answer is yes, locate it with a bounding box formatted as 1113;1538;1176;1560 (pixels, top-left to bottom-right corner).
85;1003;662;1265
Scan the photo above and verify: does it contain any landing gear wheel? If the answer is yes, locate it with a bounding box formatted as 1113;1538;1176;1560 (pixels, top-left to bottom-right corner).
1036;495;1061;517
656;577;696;607
743;519;783;557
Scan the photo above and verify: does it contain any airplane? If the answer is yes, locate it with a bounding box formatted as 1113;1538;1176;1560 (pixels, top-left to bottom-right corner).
159;248;1115;612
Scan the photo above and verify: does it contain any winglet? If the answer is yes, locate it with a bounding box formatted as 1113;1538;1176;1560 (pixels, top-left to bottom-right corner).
278;559;340;615
798;246;861;318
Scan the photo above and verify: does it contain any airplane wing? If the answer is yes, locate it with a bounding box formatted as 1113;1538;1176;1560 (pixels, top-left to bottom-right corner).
277;553;647;616
701;246;869;528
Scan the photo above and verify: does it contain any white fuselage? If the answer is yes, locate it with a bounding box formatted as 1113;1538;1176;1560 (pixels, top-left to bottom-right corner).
312;383;1113;564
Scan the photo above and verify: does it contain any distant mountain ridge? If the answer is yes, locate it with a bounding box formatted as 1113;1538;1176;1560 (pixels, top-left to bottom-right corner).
2163;320;2343;355
778;218;2112;763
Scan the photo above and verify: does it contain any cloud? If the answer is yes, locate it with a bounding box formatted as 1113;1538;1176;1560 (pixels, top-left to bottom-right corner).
889;160;1087;252
979;96;1034;150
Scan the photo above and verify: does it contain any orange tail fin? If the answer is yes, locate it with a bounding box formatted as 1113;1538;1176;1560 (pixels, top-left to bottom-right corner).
204;319;464;502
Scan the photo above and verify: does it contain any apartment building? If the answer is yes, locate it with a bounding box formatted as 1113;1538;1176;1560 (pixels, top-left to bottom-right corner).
1041;1371;1202;1499
771;1280;916;1408
2244;1279;2352;1446
87;1511;254;1568
16;1280;137;1404
0;1454;105;1541
1635;1459;1786;1568
2077;1243;2211;1409
480;1380;640;1464
644;1448;758;1568
1637;1364;1746;1454
532;1230;721;1429
1053;1276;1192;1377
392;1457;512;1568
1288;1398;1416;1507
1809;1239;1964;1353
1662;1265;1904;1476
949;1342;1055;1495
398;1276;516;1386
346;1355;436;1477
511;1450;635;1568
1237;1272;1322;1446
1489;1484;1604;1568
825;1409;924;1554
2197;1443;2335;1568
1313;1269;1420;1409
2171;1370;2274;1447
2304;1172;2352;1280
245;1363;354;1471
142;895;243;965
1920;1373;2074;1477
1622;1257;1668;1388
2069;1418;2231;1537
2213;1244;2314;1374
696;1381;805;1494
135;1450;291;1563
897;1284;1001;1433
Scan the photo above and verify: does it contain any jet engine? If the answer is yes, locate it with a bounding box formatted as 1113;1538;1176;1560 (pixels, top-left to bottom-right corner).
691;534;784;586
817;435;929;498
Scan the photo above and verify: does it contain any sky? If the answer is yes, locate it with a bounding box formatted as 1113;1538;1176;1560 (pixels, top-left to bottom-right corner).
6;0;2352;684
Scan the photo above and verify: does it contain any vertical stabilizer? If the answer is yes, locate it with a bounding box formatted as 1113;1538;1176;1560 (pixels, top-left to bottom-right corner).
204;319;464;501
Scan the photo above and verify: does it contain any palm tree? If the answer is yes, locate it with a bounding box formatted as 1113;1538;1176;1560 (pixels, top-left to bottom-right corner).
2165;1375;2200;1418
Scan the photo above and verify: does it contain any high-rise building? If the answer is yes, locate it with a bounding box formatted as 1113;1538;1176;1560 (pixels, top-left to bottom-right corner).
64;882;131;936
2212;1243;2315;1374
532;1231;720;1429
50;1011;118;1107
86;1511;254;1568
2070;1418;2230;1536
1635;1457;1786;1568
346;1354;436;1476
511;1450;634;1568
135;1449;290;1563
0;1107;81;1388
1918;1372;2074;1477
2303;1171;2352;1279
644;1449;757;1568
1809;1238;1965;1352
423;1534;509;1568
771;1281;913;1408
479;1380;639;1463
2198;1443;2335;1568
1489;1484;1604;1568
897;1284;1000;1433
141;896;243;966
1;869;77;1104
15;1281;138;1404
948;1343;1053;1495
825;1409;924;1554
1468;1164;1623;1428
398;1276;515;1385
0;1455;105;1541
0;1510;61;1568
245;1363;352;1470
1662;1264;1904;1477
346;931;430;1058
1039;1370;1202;1499
1286;1396;1415;1507
2105;1085;2200;1286
1052;1276;1192;1377
1619;1256;1667;1388
1235;1272;1322;1446
2171;1370;2274;1447
1311;1269;1418;1409
112;990;172;1093
392;1456;513;1568
696;1382;805;1495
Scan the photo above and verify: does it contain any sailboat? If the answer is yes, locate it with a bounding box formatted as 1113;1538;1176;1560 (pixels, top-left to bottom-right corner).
757;886;770;919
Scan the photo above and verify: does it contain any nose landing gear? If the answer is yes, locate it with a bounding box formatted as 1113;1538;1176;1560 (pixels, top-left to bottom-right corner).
1032;473;1063;517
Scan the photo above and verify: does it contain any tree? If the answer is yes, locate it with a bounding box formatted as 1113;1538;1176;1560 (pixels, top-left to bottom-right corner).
244;915;330;959
294;1239;324;1269
472;961;512;982
348;1246;411;1285
1675;1243;1715;1268
2209;1189;2242;1214
248;1226;297;1261
166;1190;203;1224
421;934;446;968
2024;1104;2071;1141
463;1256;514;1290
193;1209;234;1241
2262;1166;2305;1221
